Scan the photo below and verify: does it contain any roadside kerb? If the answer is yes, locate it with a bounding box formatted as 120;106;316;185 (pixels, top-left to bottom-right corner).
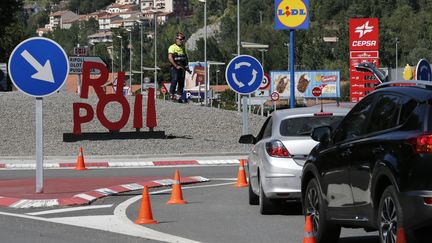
0;159;242;170
0;176;209;209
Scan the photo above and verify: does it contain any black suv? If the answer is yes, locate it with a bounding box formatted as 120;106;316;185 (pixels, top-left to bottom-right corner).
301;81;432;243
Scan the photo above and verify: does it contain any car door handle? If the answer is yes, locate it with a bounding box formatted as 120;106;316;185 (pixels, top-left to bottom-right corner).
341;149;352;158
372;146;384;155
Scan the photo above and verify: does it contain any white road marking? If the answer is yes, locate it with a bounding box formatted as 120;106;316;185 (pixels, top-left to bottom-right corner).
208;178;237;181
0;182;234;242
27;204;113;216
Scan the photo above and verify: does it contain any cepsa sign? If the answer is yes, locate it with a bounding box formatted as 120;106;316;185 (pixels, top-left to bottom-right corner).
349;18;379;51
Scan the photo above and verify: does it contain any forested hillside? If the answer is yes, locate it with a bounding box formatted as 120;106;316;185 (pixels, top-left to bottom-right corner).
182;0;432;82
2;0;432;86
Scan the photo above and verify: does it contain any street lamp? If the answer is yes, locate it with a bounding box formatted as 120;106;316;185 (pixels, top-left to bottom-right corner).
199;0;207;106
284;42;289;70
126;28;132;94
237;0;241;112
258;49;268;68
136;20;143;91
151;8;163;99
116;35;123;72
216;69;220;86
395;37;399;80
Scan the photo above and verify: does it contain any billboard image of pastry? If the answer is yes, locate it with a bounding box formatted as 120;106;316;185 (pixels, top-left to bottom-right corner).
270;70;340;98
185;62;207;91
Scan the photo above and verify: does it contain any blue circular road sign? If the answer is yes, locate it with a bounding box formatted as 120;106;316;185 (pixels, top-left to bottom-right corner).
225;55;264;95
8;37;69;97
415;59;432;81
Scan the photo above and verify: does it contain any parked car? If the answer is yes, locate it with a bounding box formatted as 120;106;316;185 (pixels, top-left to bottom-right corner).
301;81;432;243
239;104;350;214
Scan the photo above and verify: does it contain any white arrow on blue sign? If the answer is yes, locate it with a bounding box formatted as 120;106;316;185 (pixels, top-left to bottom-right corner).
225;55;264;95
415;59;432;81
8;37;69;97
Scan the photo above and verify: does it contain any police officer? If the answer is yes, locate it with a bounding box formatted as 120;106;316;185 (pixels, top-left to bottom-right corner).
168;32;189;103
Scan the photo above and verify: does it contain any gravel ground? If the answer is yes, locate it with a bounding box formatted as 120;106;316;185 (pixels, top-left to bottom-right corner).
0;91;266;157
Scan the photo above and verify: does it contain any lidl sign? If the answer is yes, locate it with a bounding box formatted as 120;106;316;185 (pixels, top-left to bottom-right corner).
275;0;309;30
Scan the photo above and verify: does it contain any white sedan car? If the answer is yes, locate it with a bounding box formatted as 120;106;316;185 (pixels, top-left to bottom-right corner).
239;104;351;214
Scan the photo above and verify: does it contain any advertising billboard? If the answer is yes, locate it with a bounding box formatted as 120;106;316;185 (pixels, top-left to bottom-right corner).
349;18;379;102
349;51;380;102
270;70;340;98
184;62;206;91
275;0;309;30
349;18;379;51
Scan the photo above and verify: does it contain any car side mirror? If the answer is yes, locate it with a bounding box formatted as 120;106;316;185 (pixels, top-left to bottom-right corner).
311;126;332;144
239;134;256;144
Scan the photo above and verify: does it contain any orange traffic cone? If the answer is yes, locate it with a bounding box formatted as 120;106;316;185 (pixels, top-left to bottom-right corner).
167;170;187;204
134;185;158;224
396;227;407;243
235;159;248;187
74;147;87;170
303;215;316;243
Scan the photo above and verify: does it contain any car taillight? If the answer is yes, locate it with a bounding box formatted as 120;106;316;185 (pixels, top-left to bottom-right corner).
424;197;432;205
314;112;333;116
265;140;291;158
411;134;432;153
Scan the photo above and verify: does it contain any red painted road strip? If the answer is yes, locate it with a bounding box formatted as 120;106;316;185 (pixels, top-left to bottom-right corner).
0;176;209;208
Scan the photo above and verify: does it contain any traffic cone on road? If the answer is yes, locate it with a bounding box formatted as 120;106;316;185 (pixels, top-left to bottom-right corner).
134;185;158;224
303;215;316;243
74;147;87;170
166;170;187;204
235;159;248;187
396;227;407;243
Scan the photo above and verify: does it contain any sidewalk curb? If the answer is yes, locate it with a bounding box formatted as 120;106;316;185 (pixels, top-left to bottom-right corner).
0;159;242;170
0;176;210;209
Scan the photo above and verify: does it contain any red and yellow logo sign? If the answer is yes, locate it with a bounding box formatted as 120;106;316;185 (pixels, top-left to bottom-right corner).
276;0;308;28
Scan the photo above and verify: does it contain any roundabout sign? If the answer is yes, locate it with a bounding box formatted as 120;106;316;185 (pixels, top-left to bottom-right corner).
225;55;264;95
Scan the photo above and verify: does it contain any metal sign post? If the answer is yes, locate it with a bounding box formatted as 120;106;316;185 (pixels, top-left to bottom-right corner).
8;37;69;193
35;98;43;192
226;55;263;141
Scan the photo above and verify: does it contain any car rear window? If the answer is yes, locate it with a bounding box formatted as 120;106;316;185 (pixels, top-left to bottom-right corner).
280;116;344;136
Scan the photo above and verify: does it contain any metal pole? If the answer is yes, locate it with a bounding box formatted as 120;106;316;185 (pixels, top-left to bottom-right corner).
129;30;132;93
36;98;43;193
237;0;241;112
395;38;398;80
120;38;123;72
242;96;249;135
140;22;143;91
284;42;289;70
154;11;158;99
204;0;208;107
111;48;114;83
289;30;295;109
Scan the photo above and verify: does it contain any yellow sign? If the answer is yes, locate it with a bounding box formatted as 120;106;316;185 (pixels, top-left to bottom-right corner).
276;0;308;29
403;64;413;80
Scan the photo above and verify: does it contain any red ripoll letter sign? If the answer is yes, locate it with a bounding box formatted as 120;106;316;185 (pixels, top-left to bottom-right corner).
73;62;143;134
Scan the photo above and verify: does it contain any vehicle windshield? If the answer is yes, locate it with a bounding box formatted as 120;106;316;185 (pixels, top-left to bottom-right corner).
280;116;344;136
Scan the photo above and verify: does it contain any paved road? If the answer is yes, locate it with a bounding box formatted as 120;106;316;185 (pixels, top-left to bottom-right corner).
0;165;379;242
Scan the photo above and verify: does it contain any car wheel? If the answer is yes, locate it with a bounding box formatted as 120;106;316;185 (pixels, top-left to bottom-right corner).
259;178;274;214
304;178;341;243
248;175;259;205
378;185;403;243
